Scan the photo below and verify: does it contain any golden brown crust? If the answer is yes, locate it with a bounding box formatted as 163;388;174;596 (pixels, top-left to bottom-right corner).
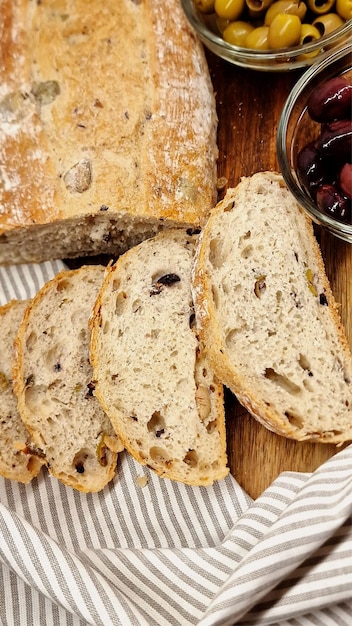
0;0;218;262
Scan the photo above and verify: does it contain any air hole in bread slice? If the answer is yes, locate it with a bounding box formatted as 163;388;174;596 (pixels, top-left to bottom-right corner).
111;278;120;293
183;450;198;468
102;319;110;335
195;385;211;422
264;368;301;395
211;285;220;309
298;353;312;374
24;385;50;414
149;446;172;467
132;298;142;313
147;411;166;437
44;345;64;371
115;291;127;315
241;245;253;259
225;328;241;348
56;278;73;293
73;448;90;474
206;419;218;434
208;237;230;269
284;411;304;429
25;331;37;351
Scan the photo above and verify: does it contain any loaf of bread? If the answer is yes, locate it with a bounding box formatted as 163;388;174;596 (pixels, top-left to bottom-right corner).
0;0;218;265
0;299;44;483
12;265;123;492
192;172;352;444
90;229;229;485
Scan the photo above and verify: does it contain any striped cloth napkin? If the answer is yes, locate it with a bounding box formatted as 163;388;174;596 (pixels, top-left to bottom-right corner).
0;262;351;626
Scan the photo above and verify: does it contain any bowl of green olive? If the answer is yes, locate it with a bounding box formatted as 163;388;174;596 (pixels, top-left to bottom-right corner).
277;45;352;241
181;0;351;71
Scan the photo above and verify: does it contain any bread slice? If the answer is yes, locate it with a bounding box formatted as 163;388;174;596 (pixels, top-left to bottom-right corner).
90;230;229;485
192;171;352;444
0;299;44;483
0;0;218;264
12;266;123;492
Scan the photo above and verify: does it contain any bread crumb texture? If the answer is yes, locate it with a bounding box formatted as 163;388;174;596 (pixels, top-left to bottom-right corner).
91;229;228;486
193;172;352;444
13;266;123;492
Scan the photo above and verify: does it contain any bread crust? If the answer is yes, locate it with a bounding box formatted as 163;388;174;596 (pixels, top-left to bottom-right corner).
0;0;218;264
0;299;44;483
193;172;352;444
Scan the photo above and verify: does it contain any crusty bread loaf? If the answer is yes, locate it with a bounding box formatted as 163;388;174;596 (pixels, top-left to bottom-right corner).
0;0;218;265
0;299;44;483
12;265;123;492
192;171;352;444
90;229;229;485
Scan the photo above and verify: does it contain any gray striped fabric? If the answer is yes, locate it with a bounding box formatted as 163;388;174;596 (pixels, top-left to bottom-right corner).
0;262;351;626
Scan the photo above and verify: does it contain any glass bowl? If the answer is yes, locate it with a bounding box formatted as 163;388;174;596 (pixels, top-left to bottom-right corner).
277;45;352;242
181;0;352;72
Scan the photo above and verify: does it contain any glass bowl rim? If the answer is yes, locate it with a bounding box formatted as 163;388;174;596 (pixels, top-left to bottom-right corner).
276;44;352;239
181;0;352;63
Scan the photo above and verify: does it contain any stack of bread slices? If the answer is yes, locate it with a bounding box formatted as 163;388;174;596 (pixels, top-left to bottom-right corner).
1;172;352;492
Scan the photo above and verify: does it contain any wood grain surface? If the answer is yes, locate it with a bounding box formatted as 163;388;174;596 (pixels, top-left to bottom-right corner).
206;51;351;499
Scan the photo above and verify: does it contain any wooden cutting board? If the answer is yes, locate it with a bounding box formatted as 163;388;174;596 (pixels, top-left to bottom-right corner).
206;51;352;499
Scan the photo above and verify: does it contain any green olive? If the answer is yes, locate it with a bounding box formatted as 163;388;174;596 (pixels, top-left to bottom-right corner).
194;0;216;12
216;16;231;31
223;20;255;44
246;0;274;13
214;0;246;19
299;22;321;43
245;24;270;48
264;0;307;24
297;23;321;58
336;0;352;20
307;0;336;14
313;12;344;34
268;13;301;48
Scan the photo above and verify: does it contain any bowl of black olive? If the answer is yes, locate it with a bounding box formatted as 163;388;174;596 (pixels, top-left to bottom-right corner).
181;0;351;71
277;45;352;241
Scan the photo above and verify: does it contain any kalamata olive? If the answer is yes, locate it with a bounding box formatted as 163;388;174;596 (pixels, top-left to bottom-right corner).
316;184;351;223
296;141;325;194
319;119;352;159
339;163;352;198
268;13;301;49
307;76;352;122
313;12;344;35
